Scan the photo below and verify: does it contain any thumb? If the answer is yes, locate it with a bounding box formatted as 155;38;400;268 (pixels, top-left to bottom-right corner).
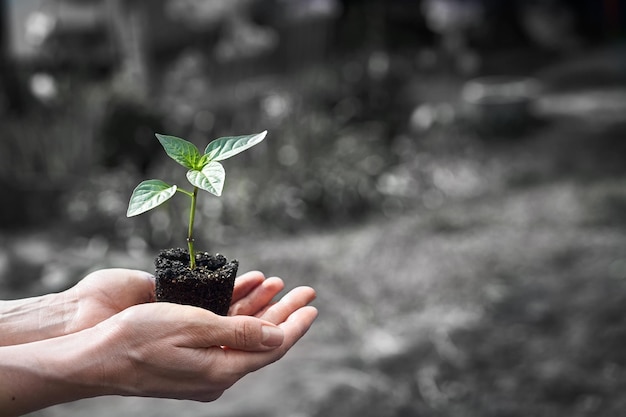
211;316;285;351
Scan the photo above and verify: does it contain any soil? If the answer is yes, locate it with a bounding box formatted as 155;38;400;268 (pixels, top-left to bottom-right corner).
154;248;238;315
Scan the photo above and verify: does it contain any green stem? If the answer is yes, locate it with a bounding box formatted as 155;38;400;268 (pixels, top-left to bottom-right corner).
176;188;194;197
187;186;199;269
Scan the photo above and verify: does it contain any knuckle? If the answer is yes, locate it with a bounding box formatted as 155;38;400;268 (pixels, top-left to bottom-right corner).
234;318;259;348
228;303;243;316
234;319;250;347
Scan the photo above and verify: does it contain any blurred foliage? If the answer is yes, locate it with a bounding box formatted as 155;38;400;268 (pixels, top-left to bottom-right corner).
0;76;105;230
0;50;405;250
1;0;625;249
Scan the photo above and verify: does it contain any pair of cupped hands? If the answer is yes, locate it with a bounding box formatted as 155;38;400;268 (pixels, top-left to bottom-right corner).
0;269;317;416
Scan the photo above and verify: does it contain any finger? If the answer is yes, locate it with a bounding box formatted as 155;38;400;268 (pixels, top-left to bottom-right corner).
229;277;284;317
253;302;276;318
113;269;156;304
188;314;285;352
259;286;317;325
226;306;319;374
231;271;266;304
125;269;157;303
279;305;319;347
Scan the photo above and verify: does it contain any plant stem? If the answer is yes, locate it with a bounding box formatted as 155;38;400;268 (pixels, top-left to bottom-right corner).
187;186;199;269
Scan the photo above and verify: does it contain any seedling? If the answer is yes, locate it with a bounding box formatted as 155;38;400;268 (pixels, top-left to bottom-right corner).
127;131;267;269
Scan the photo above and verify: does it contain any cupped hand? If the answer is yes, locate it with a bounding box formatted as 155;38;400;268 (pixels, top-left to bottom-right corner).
91;283;317;402
66;269;311;336
64;269;156;334
0;269;317;416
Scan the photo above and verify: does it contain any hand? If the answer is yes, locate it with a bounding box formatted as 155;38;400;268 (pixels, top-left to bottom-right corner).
64;269;156;334
92;285;317;402
0;277;316;416
66;269;294;333
0;269;155;347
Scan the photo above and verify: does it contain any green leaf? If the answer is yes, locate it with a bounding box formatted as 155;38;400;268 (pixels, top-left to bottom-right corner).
198;153;211;168
204;130;267;162
186;161;225;196
127;180;177;217
156;133;202;169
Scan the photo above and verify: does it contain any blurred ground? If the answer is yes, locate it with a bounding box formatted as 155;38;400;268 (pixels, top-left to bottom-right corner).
3;43;624;416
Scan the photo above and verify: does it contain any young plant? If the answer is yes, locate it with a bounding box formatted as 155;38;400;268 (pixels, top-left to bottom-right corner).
127;130;267;269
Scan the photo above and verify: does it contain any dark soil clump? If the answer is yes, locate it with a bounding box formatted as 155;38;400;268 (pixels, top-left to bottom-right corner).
155;248;238;315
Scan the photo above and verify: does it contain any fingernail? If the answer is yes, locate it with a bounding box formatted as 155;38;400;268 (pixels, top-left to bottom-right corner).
262;325;284;347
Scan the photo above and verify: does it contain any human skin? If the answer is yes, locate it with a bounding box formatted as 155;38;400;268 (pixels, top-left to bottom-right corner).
0;269;317;416
0;269;157;347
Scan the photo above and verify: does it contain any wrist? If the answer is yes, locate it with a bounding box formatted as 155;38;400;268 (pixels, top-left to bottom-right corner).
0;327;114;416
0;291;78;346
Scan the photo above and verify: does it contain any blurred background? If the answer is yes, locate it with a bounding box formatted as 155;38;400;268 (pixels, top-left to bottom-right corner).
1;0;626;416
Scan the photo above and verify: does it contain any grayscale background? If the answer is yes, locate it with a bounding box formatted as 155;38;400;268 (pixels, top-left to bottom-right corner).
1;0;626;416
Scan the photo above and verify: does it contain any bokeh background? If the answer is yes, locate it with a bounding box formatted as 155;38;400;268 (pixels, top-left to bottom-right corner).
1;0;626;416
